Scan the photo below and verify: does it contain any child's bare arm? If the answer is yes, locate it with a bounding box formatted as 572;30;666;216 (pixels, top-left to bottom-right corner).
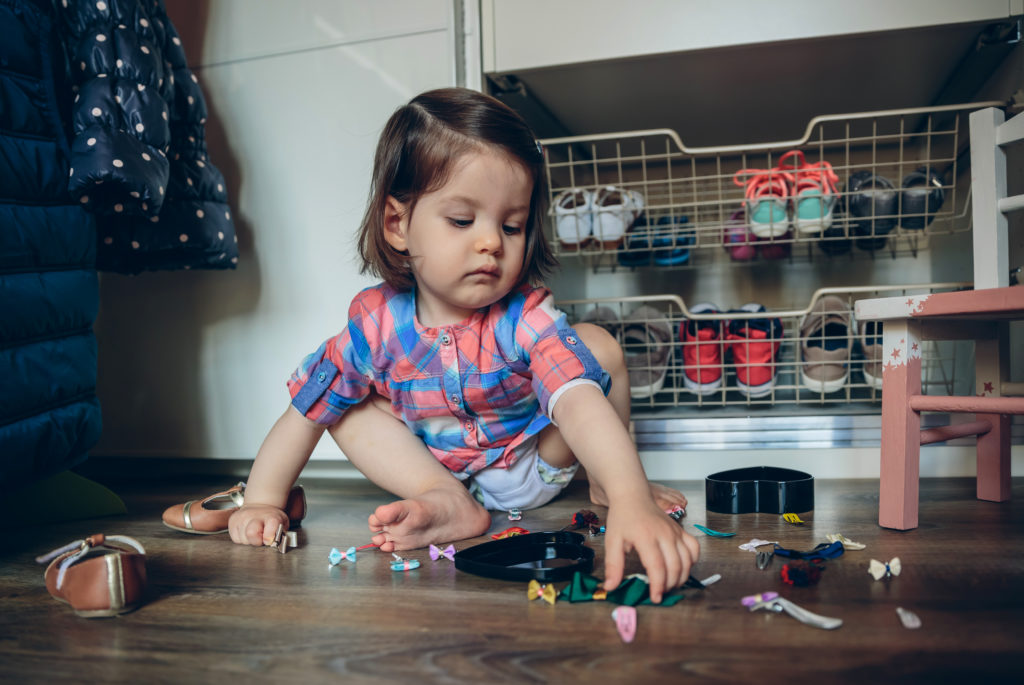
551;383;700;602
228;406;325;546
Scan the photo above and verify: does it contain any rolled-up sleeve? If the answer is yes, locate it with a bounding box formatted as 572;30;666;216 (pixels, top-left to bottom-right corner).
287;299;379;425
514;290;610;418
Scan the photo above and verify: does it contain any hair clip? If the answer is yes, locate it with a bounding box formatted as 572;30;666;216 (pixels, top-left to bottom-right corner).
588;525;605;536
738;538;777;552
868;557;901;580
745;594;843;630
756;550;774;570
265;524;298;553
507;508;522;521
780;561;824;586
429;544;455;561
527;579;557;605
329;546;357;566
561;510;599;531
773;540;844;560
742;591;778;607
826;533;865;550
390;553;420;572
782;513;805;525
698;573;722;587
895;606;921;629
490;526;530;539
693;524;735;538
611;606;636;643
665;505;685;522
535;139;544;156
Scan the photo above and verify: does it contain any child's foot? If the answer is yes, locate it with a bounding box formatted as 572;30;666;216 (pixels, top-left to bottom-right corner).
589;481;688;514
368;487;491;552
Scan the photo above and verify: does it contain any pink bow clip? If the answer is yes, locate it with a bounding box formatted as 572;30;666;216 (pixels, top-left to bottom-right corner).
429;544;455;561
612;606;637;643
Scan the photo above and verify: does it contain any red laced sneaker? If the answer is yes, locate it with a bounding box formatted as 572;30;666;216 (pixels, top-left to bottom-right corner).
776;150;839;234
726;304;784;398
680;303;723;395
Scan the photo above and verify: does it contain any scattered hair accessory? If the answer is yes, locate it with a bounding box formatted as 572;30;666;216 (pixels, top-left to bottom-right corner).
780;560;824;586
558;571;696;606
390;553;420;572
491;526;530;539
739;538;777;552
742;591;779;607
745;593;843;630
527;579;557;605
266;524;298;554
429;544;455;561
535;139;544;156
665;505;685;522
896;606;921;629
756;550;774;570
588;525;606;536
782;513;805;525
698;573;722;587
507;508;523;521
561;510;600;531
868;557;901;580
826;533;865;550
773;540;844;561
694;524;736;538
612;606;637;643
328;546;357;566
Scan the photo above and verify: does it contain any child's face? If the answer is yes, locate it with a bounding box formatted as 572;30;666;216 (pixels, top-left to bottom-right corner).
385;146;532;328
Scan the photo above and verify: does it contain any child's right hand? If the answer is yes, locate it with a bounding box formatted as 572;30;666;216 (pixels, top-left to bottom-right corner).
228;504;290;546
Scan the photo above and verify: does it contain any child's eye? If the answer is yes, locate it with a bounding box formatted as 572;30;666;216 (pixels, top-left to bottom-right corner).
502;225;523;236
448;218;472;228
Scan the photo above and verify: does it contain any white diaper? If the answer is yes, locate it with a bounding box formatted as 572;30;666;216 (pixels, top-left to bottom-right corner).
467;446;579;511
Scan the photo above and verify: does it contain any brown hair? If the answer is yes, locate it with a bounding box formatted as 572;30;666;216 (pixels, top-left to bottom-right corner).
356;87;557;291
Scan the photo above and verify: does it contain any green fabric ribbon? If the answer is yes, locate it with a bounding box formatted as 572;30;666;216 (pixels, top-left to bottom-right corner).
557;572;688;606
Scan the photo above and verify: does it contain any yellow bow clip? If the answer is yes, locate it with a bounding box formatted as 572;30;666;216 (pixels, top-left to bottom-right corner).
527;579;557;605
868;557;902;580
782;513;805;525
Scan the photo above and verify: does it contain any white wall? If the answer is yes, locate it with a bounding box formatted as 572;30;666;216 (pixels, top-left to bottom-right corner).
93;0;460;461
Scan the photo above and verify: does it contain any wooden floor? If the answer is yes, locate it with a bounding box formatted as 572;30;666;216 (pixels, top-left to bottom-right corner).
2;471;1023;684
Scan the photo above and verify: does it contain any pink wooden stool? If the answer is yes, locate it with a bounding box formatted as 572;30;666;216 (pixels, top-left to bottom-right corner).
855;107;1024;530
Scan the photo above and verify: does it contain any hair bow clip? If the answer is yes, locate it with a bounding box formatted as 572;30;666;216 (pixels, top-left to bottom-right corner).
782;513;805;525
328;546;357;566
429;544;455;561
527;579;557;605
611;606;636;643
738;538;777;552
868;557;901;580
744;592;843;630
694;524;735;538
561;509;599;531
491;526;530;539
826;533;865;550
390;553;420;572
665;505;685;522
507;508;523;521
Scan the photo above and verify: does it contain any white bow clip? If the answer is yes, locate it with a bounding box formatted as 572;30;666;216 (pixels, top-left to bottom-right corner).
868;557;902;580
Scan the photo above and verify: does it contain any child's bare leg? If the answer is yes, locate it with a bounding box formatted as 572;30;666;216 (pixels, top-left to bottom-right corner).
538;323;688;512
329;393;491;551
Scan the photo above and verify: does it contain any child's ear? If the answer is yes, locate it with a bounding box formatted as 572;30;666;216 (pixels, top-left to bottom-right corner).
383;196;410;252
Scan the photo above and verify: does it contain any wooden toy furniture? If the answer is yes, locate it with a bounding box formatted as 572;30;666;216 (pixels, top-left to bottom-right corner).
855;107;1024;530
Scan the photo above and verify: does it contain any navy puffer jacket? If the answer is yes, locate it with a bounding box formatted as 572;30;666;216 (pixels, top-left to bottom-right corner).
1;0;101;491
59;0;237;273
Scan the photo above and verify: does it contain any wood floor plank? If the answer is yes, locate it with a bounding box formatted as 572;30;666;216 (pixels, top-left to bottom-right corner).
2;474;1022;683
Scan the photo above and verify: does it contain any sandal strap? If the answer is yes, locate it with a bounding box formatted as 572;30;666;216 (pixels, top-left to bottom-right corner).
35;534;146;589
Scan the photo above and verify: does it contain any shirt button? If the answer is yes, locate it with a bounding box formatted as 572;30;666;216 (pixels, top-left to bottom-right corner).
317;372;327;382
566;335;577;345
450;394;460;404
441;333;452;345
464;421;473;431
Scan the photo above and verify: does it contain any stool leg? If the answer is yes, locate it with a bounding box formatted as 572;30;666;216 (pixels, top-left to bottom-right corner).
879;319;922;530
975;330;1011;502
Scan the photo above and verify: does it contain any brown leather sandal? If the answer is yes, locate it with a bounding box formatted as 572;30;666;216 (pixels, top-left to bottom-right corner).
36;534;147;618
161;482;307;535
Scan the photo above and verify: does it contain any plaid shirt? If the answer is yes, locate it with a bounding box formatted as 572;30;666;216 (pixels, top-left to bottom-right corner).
288;283;609;475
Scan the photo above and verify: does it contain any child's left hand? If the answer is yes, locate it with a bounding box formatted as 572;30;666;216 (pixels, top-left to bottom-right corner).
601;501;701;603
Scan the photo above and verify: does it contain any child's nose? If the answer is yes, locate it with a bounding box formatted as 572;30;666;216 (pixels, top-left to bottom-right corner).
476;224;503;253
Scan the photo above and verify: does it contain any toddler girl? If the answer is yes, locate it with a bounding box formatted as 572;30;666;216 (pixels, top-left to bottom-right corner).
228;88;699;602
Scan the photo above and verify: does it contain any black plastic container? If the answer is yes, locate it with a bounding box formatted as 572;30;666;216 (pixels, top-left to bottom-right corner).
454;531;594;582
705;466;814;514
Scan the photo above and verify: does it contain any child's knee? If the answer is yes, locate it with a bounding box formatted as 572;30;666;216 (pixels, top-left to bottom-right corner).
574;322;626;374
